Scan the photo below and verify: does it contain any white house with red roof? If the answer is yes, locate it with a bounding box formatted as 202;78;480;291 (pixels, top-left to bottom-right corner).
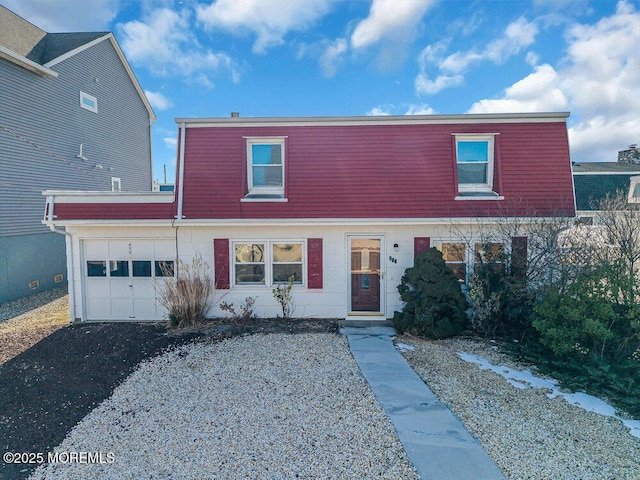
43;112;575;322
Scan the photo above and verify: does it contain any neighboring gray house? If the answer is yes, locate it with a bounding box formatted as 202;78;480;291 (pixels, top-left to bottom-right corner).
572;145;640;222
0;6;155;303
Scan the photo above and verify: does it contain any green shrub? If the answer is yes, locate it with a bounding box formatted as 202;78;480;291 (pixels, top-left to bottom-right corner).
393;248;469;339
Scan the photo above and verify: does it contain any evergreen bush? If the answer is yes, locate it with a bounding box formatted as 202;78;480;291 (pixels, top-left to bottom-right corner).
393;248;468;339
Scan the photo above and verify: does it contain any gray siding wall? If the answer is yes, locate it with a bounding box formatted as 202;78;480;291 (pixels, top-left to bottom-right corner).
0;232;67;304
0;37;152;303
0;37;152;238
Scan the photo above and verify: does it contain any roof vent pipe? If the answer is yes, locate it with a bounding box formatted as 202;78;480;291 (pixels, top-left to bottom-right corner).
231;112;239;118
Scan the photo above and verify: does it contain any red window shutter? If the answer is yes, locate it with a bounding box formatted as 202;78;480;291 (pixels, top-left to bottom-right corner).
307;238;323;289
511;236;527;279
213;239;230;289
414;237;430;259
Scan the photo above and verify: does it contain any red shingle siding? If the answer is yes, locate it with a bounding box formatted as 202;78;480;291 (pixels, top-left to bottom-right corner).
53;202;175;220
181;122;574;220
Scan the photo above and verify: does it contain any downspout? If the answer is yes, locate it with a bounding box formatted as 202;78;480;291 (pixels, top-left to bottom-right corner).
44;194;76;323
176;122;186;220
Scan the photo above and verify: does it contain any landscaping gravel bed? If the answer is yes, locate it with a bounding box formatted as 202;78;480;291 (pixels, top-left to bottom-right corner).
28;333;418;480
400;336;640;480
4;290;640;479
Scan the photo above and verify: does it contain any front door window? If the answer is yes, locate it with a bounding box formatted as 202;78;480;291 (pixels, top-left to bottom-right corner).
350;237;382;312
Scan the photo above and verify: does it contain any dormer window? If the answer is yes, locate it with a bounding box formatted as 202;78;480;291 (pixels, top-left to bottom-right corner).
454;134;496;195
245;137;286;198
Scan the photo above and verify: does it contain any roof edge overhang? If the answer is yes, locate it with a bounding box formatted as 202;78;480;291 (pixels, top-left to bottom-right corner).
42;190;174;204
44;33;156;124
175;112;571;128
0;45;58;77
45;215;576;229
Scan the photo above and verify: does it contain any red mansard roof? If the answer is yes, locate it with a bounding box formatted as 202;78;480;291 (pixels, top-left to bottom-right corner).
48;113;575;222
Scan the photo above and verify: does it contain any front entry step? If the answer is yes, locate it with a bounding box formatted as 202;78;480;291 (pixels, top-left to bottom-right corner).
338;319;393;328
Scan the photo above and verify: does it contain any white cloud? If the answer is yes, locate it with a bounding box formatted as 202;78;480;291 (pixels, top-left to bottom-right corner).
562;0;640;161
319;38;347;78
416;16;539;95
405;104;435;115
196;0;334;54
439;17;539;74
468;64;569;113
467;1;640;162
2;0;120;31
350;0;436;50
144;90;173;111
366;103;436;116
163;137;178;149
367;106;391;116
117;8;238;83
415;73;464;95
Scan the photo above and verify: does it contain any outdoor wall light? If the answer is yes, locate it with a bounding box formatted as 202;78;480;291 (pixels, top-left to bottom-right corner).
393;243;399;252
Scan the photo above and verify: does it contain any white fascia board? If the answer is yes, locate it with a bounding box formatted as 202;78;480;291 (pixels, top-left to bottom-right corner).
44;33;156;123
42;190;174;204
44;215;576;229
176;112;570;128
0;45;58;77
168;216;575;227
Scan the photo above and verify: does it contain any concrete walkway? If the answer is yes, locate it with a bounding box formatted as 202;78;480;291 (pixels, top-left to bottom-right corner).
341;326;506;480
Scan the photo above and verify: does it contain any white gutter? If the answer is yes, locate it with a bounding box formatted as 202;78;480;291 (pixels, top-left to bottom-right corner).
0;45;58;77
176;122;186;220
43;194;76;323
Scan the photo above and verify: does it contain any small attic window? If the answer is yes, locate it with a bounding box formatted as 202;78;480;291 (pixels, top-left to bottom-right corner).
80;91;97;113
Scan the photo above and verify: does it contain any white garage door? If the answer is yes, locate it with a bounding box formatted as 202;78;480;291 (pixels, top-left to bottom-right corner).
82;239;175;321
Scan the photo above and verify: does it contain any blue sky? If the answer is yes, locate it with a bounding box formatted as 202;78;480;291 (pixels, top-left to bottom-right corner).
5;0;639;183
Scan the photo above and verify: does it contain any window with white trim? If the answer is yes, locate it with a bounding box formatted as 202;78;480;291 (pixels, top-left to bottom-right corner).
234;241;304;286
439;242;467;282
246;138;285;197
474;242;505;276
80;91;98;113
434;241;505;282
111;177;121;192
455;135;495;194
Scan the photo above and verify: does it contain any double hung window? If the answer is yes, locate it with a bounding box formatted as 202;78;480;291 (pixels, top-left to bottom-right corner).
455;135;495;194
246;138;285;197
439;242;467;282
435;241;505;283
234;241;303;286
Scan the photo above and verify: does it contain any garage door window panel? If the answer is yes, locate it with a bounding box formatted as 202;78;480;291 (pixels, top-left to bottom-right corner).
133;261;152;277
109;260;129;277
155;260;175;277
87;261;107;277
